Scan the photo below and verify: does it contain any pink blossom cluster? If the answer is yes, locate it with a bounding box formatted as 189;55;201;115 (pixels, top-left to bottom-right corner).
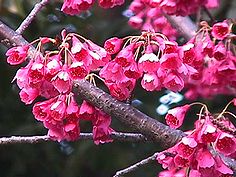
61;0;124;15
183;20;236;100
100;32;197;101
157;103;236;177
146;0;219;16
127;0;177;40
6;31;113;143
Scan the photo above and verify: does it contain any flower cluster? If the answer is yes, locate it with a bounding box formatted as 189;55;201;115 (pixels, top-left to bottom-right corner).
6;30;113;143
61;0;124;15
146;0;219;16
183;20;236;100
127;0;177;40
157;102;236;177
100;32;197;101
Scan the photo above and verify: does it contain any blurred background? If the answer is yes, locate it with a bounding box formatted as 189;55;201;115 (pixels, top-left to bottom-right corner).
0;0;235;177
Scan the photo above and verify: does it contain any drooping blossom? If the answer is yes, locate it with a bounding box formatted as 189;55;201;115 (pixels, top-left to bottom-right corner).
6;45;29;65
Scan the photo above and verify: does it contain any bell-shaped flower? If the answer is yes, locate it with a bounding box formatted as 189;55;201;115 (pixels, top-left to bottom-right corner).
165;104;190;129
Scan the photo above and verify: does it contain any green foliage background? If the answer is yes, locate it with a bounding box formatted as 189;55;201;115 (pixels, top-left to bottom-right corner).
0;0;235;177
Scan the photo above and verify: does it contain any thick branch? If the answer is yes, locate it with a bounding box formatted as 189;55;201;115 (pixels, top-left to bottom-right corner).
16;0;50;34
0;21;29;47
74;80;185;148
0;135;50;144
113;152;158;177
0;132;146;145
164;14;197;40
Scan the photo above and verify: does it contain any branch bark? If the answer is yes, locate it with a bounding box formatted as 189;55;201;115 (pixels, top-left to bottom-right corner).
16;0;50;34
164;14;197;40
73;80;185;148
0;132;147;145
113;152;159;177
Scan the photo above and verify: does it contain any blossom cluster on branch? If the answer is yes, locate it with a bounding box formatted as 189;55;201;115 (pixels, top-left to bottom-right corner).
6;31;114;144
157;101;236;177
184;20;236;99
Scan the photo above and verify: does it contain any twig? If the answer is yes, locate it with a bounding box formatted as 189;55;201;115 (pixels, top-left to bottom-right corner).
0;135;50;144
0;132;147;145
16;0;50;34
113;152;159;177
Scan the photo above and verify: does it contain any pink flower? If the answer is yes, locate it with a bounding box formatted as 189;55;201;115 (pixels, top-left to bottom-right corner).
33;98;56;121
138;53;159;73
52;67;72;94
182;43;196;64
13;67;30;89
163;73;184;92
211;21;230;40
105;79;136;101
141;73;161;91
68;62;88;80
19;87;39;105
206;0;219;8
92;110;113;145
128;15;143;29
104;37;123;54
61;0;94;15
157;151;175;170
98;0;124;8
45;57;62;81
124;62;142;79
6;45;29;65
165;104;190;129
160;53;182;70
45;121;65;142
213;42;227;61
86;40;111;70
174;155;189;167
28;61;44;85
215;133;236;155
79;100;96;120
189;170;201;177
49;95;67;121
63;113;80;141
196;149;215;168
159;169;186;177
99;61;125;82
114;44;135;67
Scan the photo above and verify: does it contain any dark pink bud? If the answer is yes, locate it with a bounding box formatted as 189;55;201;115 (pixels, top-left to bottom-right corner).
165;104;190;129
104;37;123;54
211;21;230;40
6;45;29;65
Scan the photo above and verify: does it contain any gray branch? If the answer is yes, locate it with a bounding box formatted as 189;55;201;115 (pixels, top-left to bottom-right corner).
164;14;197;40
73;80;185;148
0;132;147;145
113;152;159;177
16;0;50;34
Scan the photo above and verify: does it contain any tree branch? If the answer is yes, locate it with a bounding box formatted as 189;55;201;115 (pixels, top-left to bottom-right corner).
163;14;197;40
0;132;147;145
73;80;185;148
16;0;50;34
113;152;159;177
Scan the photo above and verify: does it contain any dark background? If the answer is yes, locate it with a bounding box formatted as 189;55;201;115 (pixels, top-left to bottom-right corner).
0;0;235;177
